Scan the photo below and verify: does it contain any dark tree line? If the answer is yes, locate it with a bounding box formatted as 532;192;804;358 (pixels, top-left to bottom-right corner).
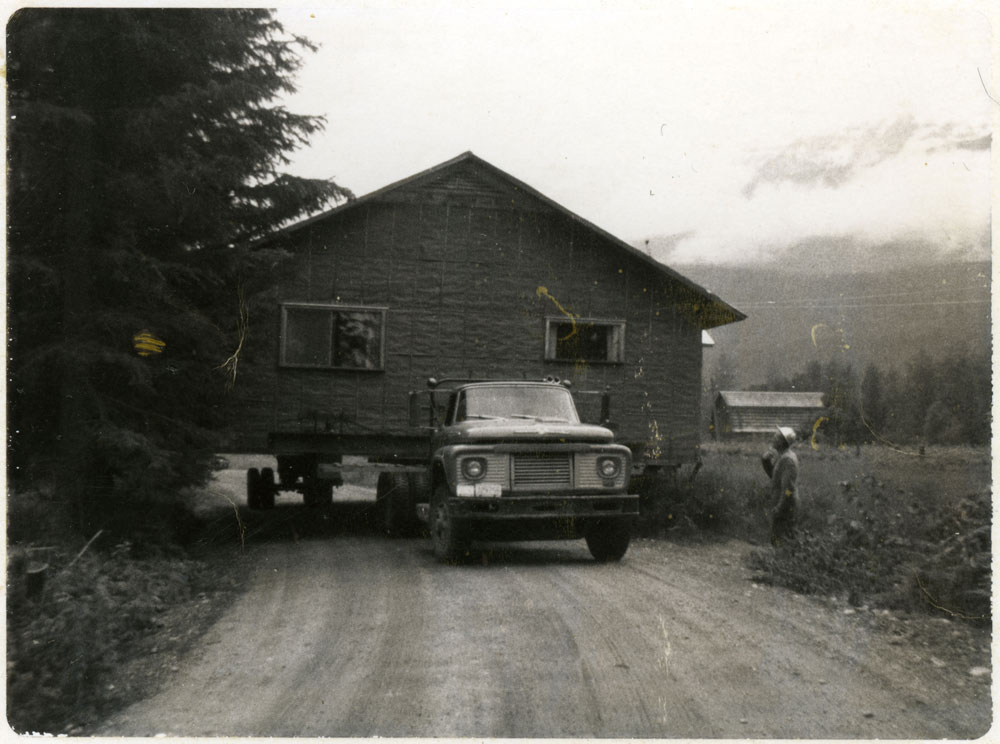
749;350;991;446
7;9;351;534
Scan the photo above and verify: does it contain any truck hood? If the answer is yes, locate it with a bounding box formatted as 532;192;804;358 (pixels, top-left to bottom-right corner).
440;419;615;444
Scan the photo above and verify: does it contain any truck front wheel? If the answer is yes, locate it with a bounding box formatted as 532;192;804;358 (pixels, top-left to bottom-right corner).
585;521;631;562
431;484;471;564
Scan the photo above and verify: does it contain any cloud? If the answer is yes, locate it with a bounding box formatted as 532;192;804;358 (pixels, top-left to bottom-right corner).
742;116;920;198
757;233;990;273
928;133;991;153
921;122;992;153
953;135;991;151
640;231;695;264
640;134;991;268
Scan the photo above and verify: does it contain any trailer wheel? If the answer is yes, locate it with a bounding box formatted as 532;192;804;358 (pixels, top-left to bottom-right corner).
585;521;631;562
303;479;333;507
431;483;471;564
260;468;276;509
377;472;414;537
246;468;262;510
408;471;431;503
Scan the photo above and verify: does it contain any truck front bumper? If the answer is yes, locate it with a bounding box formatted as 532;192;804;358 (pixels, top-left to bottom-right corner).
415;492;638;542
445;493;638;520
420;493;637;542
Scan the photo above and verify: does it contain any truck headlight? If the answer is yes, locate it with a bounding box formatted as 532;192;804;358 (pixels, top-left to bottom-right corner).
461;457;487;481
597;456;621;479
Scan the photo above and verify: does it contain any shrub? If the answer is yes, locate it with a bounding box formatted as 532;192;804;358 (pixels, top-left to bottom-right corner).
6;535;205;733
634;453;770;540
638;442;991;623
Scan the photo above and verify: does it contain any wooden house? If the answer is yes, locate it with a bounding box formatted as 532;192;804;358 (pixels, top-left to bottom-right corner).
226;152;745;472
712;390;826;440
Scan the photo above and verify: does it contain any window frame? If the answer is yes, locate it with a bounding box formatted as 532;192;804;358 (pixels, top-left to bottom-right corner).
279;302;388;371
544;316;626;364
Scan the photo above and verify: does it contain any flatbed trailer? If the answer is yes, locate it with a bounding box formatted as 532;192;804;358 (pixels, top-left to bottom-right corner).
245;379;640;561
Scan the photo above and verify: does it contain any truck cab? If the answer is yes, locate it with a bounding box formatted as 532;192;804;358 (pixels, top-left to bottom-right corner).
416;379;639;562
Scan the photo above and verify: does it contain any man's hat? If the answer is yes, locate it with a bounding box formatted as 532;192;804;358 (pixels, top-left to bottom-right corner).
776;426;797;446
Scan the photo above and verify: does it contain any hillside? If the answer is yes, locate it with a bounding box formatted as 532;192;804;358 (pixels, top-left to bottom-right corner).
672;260;991;389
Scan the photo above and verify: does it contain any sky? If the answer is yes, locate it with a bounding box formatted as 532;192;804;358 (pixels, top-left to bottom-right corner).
273;0;994;267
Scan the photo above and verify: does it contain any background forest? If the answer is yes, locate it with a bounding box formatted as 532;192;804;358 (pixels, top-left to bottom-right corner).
706;350;991;446
690;260;991;447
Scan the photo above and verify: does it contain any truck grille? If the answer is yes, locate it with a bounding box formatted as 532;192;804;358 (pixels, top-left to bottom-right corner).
512;453;572;488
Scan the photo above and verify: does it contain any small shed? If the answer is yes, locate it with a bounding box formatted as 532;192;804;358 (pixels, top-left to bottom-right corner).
712;391;826;440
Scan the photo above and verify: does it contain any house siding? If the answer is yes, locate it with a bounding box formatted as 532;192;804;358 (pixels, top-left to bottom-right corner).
224;160;710;465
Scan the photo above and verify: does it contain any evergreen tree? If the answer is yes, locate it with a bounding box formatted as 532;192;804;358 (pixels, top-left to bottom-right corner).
903;348;937;439
879;366;908;442
794;359;824;392
708;351;738;393
7;9;352;534
821;359;864;444
860;363;888;441
935;352;991;445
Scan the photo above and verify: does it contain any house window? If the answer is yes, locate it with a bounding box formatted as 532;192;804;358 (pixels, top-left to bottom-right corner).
280;303;386;370
544;317;625;363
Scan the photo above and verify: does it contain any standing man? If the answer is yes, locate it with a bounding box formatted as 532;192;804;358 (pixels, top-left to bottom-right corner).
761;426;799;546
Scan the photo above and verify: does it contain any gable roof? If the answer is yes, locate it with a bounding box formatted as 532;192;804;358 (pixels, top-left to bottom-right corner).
716;391;826;408
276;151;746;329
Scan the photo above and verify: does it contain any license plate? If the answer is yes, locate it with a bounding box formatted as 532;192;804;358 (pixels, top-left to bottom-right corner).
475;483;503;498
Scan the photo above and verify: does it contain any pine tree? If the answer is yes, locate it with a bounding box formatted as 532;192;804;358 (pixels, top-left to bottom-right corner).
7;9;352;534
821;359;863;444
903;348;937;440
860;363;888;441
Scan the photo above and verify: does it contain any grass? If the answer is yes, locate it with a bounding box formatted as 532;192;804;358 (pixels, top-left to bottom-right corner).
8;442;990;732
6;455;384;735
5;486;233;735
636;442;991;623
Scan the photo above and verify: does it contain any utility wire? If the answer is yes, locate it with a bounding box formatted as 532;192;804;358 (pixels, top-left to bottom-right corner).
727;283;988;306
734;299;989;310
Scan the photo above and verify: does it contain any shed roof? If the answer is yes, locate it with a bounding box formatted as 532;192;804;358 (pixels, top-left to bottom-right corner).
716;391;826;408
275;151;746;330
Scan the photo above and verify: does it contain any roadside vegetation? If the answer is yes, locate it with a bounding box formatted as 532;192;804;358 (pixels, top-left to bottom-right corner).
5;487;241;735
6;457;384;735
637;442;991;624
6;9;342;735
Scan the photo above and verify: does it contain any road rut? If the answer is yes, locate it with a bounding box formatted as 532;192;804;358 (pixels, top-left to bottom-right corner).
97;519;991;738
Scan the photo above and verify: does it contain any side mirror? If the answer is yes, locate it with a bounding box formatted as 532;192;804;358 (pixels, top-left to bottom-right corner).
409;390;442;429
408;391;422;428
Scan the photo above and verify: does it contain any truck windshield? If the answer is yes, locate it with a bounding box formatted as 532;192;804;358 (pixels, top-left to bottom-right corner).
455;385;580;423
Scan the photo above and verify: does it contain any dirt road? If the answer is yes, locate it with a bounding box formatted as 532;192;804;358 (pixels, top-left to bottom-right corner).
97;464;991;739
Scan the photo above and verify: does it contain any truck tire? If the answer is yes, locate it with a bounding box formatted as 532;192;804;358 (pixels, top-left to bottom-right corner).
408;471;431;504
303;479;333;507
431;483;471;564
408;471;432;536
246;468;262;510
260;467;276;510
377;472;413;537
585;521;631;562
